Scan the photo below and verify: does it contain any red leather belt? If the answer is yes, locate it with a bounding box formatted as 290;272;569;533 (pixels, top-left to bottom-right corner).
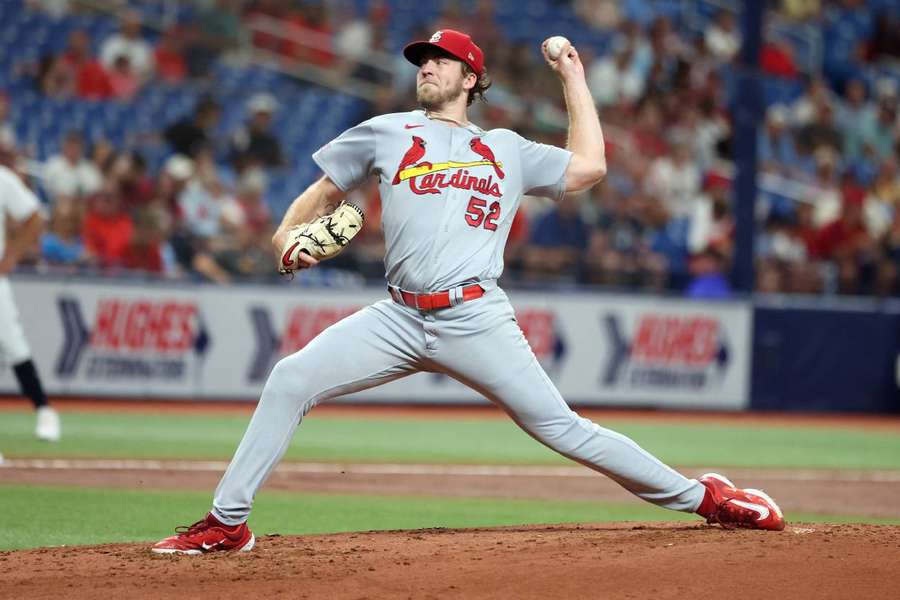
388;283;485;311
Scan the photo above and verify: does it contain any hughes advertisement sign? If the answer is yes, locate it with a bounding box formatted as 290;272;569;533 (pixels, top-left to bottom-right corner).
590;301;749;406
56;296;209;381
0;278;750;408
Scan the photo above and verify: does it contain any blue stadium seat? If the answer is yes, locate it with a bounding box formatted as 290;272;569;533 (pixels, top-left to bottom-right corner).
654;0;684;20
762;77;805;107
650;216;691;276
695;0;724;21
621;0;657;26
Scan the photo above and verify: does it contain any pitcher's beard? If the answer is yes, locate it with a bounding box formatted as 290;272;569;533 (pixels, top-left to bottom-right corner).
417;80;464;111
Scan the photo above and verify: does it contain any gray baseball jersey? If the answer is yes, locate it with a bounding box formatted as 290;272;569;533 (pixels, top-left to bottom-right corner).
0;165;41;364
211;112;705;527
312;110;571;291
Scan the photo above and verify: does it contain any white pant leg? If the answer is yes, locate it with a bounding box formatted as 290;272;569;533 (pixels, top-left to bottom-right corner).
0;278;32;365
430;288;704;512
213;300;425;524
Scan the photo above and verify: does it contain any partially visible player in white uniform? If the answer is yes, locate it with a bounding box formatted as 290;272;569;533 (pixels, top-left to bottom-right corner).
0;141;60;441
154;30;784;554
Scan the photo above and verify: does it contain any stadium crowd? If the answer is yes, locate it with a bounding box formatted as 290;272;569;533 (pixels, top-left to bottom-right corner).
2;0;899;296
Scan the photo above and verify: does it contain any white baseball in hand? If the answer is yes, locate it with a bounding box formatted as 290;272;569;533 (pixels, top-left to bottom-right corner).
545;36;571;60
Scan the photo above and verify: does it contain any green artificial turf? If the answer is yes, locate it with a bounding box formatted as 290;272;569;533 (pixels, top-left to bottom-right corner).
2;409;899;469
2;485;897;551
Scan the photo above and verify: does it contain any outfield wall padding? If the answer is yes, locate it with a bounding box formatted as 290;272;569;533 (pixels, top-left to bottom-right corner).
0;276;751;409
751;298;900;413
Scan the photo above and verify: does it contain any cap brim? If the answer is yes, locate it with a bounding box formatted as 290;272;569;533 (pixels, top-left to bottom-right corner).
403;41;454;68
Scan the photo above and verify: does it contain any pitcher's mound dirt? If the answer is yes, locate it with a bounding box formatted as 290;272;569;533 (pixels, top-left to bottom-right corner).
2;523;898;600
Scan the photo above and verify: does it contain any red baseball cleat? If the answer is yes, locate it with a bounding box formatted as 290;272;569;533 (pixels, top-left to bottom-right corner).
697;473;785;531
151;513;255;555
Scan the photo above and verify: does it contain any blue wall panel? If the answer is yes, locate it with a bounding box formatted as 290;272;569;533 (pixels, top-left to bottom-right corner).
752;305;900;413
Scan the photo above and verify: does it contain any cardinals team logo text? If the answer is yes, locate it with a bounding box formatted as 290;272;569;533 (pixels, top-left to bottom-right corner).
392;136;504;197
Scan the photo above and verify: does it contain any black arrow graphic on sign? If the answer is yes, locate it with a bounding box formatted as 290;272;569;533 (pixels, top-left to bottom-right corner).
194;315;210;357
248;307;280;382
55;297;90;377
602;314;631;385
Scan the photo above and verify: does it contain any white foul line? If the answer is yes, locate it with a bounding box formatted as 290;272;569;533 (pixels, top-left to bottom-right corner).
2;458;900;483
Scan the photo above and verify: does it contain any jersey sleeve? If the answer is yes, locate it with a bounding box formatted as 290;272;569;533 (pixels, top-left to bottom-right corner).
312;121;376;192
0;168;41;221
518;135;572;201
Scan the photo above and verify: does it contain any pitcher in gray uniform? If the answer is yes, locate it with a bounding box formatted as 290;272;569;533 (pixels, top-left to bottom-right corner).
153;29;784;555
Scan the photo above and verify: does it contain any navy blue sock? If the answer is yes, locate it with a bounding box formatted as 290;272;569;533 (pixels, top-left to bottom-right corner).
13;360;49;409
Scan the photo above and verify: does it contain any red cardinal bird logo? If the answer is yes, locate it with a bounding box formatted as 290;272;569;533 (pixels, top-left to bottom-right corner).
393;136;429;185
469;138;504;179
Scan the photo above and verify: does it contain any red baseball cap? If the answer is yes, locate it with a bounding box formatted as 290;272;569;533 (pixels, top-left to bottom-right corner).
403;29;485;77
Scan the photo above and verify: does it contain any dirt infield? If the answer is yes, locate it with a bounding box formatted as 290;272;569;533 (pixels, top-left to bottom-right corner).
2;459;900;599
2;523;898;599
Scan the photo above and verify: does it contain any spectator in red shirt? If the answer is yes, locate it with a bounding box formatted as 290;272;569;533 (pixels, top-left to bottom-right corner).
246;0;286;55
107;55;140;100
154;27;188;84
82;183;134;268
284;3;335;66
794;201;821;259
815;188;873;288
121;206;165;273
61;29;113;100
761;38;799;79
113;152;155;211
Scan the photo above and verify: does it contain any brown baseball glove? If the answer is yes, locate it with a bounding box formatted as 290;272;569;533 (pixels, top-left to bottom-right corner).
278;202;365;275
